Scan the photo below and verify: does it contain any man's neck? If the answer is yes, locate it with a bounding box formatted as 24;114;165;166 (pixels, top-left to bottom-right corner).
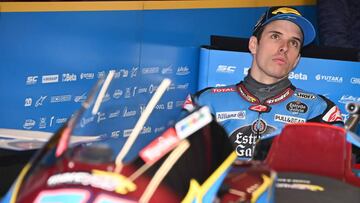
243;73;292;103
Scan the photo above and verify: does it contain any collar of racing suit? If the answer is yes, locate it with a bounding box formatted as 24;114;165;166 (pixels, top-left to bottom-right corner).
243;73;292;103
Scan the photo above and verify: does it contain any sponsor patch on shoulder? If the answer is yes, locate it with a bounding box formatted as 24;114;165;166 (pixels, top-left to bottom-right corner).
211;87;236;93
322;106;343;122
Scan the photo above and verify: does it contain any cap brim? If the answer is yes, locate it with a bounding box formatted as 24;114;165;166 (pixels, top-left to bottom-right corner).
264;14;316;46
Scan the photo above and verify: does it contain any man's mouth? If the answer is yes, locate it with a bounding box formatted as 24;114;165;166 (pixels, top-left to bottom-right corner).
273;57;286;65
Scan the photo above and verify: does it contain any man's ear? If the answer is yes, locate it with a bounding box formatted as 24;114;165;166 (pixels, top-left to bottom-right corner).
248;36;258;54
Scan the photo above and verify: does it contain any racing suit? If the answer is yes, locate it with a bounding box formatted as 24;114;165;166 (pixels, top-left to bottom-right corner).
183;75;344;160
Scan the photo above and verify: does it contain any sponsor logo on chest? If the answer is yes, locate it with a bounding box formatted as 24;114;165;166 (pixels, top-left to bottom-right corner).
295;92;316;99
216;111;246;122
274;114;306;124
286;101;308;113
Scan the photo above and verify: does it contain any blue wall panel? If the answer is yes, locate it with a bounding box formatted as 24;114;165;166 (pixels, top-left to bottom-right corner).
0;5;317;155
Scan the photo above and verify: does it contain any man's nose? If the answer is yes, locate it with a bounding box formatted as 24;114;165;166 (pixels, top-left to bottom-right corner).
279;41;289;53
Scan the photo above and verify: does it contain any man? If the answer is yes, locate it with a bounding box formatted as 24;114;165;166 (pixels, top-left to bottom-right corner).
183;6;344;160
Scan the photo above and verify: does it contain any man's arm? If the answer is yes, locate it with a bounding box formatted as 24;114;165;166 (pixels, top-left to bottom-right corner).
307;95;344;126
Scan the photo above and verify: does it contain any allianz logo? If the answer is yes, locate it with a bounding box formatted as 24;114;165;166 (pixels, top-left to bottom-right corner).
288;72;307;80
315;74;343;83
216;65;236;73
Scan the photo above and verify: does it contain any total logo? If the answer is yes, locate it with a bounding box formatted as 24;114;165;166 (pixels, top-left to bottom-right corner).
288;72;308;80
216;65;236;74
315;74;343;83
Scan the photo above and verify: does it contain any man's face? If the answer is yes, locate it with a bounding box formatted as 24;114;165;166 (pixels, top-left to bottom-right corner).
249;20;303;84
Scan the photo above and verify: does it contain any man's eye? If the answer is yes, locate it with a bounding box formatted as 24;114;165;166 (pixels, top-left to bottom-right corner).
270;34;279;39
290;40;300;48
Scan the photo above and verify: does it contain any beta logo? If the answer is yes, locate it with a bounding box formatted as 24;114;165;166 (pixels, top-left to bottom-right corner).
288;72;308;80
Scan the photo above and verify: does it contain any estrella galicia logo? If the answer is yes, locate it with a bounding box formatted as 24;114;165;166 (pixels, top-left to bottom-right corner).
286;101;308;113
229;120;275;159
